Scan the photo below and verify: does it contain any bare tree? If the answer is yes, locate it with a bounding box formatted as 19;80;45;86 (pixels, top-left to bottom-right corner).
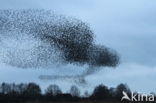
70;85;80;97
45;84;62;96
24;83;41;96
115;83;131;100
91;84;110;100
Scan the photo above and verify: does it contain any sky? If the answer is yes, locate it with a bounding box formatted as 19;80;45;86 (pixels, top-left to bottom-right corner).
0;0;156;93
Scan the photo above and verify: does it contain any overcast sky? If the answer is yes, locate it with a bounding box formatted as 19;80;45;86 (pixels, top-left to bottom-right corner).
0;0;156;93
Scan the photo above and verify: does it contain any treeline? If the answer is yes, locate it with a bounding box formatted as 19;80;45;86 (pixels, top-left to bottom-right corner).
0;82;155;103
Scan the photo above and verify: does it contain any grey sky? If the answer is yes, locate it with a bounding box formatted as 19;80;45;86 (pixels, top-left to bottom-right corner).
0;0;156;93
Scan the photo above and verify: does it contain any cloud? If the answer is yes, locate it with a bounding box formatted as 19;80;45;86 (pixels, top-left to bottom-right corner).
0;62;156;93
86;63;156;93
0;0;40;9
